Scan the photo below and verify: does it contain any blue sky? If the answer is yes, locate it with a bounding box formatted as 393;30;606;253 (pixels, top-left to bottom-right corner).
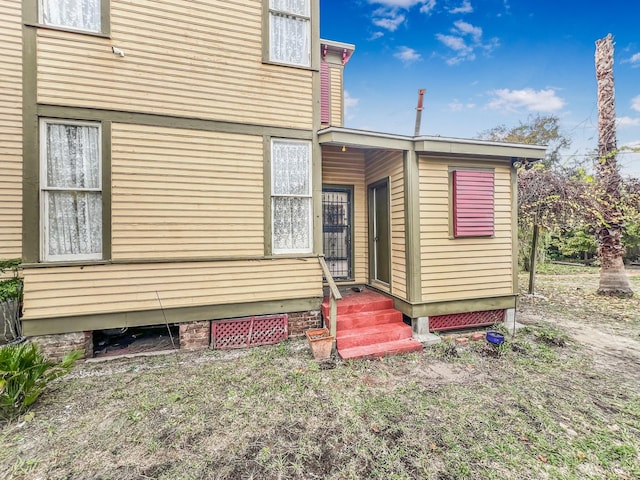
320;0;640;176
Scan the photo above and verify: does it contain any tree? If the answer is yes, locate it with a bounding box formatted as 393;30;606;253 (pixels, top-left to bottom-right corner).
594;34;633;296
479;114;572;168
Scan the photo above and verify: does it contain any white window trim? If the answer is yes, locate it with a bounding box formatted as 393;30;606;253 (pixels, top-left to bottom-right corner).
40;118;103;262
268;1;312;68
39;0;102;34
271;139;313;255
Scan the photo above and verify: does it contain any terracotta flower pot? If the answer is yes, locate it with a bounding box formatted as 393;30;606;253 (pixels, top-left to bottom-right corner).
305;327;334;361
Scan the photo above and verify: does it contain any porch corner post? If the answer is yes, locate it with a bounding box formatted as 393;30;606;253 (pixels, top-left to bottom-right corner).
404;148;422;303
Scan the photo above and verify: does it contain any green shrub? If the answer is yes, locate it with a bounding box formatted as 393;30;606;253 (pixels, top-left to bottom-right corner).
0;258;22;303
0;342;81;420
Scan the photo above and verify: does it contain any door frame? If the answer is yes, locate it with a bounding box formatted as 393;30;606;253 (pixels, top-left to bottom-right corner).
367;177;391;287
321;184;354;281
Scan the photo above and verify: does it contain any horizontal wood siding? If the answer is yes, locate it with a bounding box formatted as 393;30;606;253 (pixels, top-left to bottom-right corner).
366;151;406;299
329;66;342;127
321;147;367;283
111;124;264;259
22;259;322;320
419;158;513;301
0;1;22;258
36;0;313;129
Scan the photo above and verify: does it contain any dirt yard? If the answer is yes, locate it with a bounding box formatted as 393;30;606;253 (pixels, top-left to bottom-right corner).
1;267;639;479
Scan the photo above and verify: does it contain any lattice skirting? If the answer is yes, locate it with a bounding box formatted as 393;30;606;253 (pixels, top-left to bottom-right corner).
429;309;505;332
211;314;288;349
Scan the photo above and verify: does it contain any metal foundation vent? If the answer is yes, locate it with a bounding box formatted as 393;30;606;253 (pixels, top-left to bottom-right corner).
211;314;288;349
429;309;505;332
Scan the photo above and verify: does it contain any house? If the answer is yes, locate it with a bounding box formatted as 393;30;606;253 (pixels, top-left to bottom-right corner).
0;0;545;359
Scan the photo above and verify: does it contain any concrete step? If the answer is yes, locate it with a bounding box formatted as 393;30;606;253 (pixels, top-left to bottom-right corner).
337;322;413;350
339;338;423;360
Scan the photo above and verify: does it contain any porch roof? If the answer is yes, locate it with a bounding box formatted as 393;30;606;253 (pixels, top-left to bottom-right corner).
318;127;547;162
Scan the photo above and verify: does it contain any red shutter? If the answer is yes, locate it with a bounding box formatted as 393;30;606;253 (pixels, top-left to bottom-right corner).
320;62;330;124
453;170;495;237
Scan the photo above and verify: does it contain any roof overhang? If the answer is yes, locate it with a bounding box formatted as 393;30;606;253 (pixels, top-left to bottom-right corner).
318;127;547;162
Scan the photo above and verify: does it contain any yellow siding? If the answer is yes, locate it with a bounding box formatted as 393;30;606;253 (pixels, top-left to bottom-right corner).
111;124;264;259
329;66;343;127
365;150;407;299
419;158;513;301
22;259;322;320
37;0;313;129
0;1;22;258
321;146;367;283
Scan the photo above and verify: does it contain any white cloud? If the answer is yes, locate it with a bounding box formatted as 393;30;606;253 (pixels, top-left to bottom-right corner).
394;46;423;64
632;95;640;112
344;91;359;120
369;31;385;40
419;0;437;14
449;99;475;111
372;13;406;31
368;1;437;31
617;116;640;128
487;88;566;112
449;0;473;14
454;20;482;42
436;20;496;64
625;52;640;67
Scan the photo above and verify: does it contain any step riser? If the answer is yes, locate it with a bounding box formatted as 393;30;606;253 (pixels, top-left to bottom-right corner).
321;299;394;318
337;325;413;350
336;311;403;330
339;341;423;360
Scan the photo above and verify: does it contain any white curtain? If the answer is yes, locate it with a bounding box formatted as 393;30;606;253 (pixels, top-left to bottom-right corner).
269;0;310;67
272;141;311;252
42;0;101;32
45;124;102;258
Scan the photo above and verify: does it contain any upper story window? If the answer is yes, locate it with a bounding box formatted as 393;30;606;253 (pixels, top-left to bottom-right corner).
40;0;102;33
41;120;103;261
271;139;312;254
268;0;311;67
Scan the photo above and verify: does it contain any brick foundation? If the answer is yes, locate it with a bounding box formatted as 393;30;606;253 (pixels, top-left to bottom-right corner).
287;310;322;337
30;331;93;362
179;320;210;350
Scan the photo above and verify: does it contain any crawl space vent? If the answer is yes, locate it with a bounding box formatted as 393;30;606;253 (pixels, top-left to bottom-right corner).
429;309;505;332
211;314;288;349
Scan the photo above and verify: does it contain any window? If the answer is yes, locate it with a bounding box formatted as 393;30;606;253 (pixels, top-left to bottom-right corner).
41;120;102;261
40;0;102;33
271;139;312;254
268;0;311;67
452;169;495;237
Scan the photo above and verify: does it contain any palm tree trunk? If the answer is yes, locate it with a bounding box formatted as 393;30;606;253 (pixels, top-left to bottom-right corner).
595;34;633;296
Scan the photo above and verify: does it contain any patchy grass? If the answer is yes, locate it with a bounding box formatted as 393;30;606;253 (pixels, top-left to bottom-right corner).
2;273;640;479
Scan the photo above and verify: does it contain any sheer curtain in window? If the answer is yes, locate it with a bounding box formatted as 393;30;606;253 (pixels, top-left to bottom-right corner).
42;0;101;32
272;141;311;253
45;124;102;259
269;0;310;67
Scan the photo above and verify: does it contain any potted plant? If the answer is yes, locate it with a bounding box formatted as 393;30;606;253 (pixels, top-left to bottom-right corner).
1;259;23;345
305;327;334;361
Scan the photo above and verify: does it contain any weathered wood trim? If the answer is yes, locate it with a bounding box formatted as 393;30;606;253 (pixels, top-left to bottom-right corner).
101;121;112;260
21;254;320;269
392;294;518;318
404;150;421;302
312;136;322;254
22;16;39;263
367;177;392;288
36;105;314;140
511;165;519;294
263;135;273;256
22;297;324;336
416;138;546;159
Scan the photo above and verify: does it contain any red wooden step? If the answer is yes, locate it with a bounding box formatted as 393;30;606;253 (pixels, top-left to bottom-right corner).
335;309;403;330
339;338;423;360
337;323;413;350
321;290;394;318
